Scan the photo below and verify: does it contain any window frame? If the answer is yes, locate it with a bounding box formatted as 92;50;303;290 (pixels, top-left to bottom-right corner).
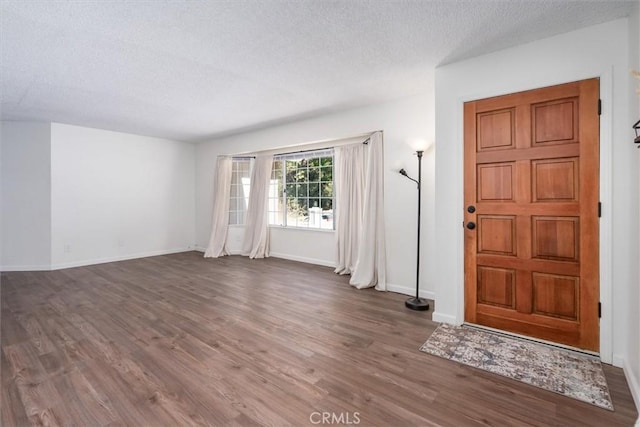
269;149;335;231
228;158;252;226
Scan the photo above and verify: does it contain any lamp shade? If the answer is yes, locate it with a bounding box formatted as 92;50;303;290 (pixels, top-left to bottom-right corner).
406;138;433;152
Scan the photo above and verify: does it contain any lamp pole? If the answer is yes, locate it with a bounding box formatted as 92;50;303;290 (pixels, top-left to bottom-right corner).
403;150;429;311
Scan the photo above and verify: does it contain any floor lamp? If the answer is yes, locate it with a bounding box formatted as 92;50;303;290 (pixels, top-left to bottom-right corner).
399;150;429;311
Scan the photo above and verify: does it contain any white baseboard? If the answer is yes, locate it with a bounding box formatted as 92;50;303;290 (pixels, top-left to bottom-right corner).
194;246;243;256
386;283;435;300
49;247;194;270
1;263;52;272
622;358;640;420
2;247;198;272
269;251;336;268
197;248;331;264
432;311;459;324
612;354;625;368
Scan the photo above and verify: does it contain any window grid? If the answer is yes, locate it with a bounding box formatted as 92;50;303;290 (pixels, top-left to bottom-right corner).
268;160;284;226
269;151;334;230
229;159;251;225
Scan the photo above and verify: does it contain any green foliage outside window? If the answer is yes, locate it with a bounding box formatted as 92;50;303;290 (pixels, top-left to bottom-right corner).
269;154;334;229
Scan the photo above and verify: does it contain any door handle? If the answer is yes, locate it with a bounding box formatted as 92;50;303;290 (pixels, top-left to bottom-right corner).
467;205;476;213
466;221;476;230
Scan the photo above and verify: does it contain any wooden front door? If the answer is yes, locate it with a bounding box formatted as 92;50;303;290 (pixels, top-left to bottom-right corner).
463;79;600;351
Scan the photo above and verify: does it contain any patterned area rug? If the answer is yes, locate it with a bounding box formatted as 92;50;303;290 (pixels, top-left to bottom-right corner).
420;324;613;410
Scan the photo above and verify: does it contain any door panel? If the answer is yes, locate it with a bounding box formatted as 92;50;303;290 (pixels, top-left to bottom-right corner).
477;266;516;309
477;215;516;255
532;98;579;145
531;216;579;261
464;79;600;351
477;163;514;201
531;157;579;202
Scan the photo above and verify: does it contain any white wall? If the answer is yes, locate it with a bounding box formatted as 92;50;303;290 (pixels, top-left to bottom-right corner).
268;227;335;267
223;225;335;267
629;0;640;418
1;122;52;270
196;93;436;297
434;18;635;367
50;123;196;268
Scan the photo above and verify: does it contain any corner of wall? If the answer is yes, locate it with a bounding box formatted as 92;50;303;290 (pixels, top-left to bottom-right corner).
49;124;197;268
1;121;53;269
623;357;640;423
386;283;435;301
431;312;459;325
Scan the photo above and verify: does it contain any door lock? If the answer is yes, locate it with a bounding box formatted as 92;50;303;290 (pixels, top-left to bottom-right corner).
466;221;476;230
467;205;476;213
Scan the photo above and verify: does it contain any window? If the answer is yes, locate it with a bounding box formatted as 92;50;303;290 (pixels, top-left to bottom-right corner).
268;149;334;230
229;158;251;225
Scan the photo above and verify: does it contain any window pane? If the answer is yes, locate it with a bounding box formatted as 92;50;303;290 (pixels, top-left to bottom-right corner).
321;198;332;210
228;159;252;225
285;183;295;196
309;183;320;198
238;162;250;173
308;203;322;227
270;213;280;226
286;160;297;173
320;167;332;182
321;156;332;166
296;183;308;197
321;182;333;197
286;197;300;216
268;160;284;226
309;167;319;182
295;168;308;182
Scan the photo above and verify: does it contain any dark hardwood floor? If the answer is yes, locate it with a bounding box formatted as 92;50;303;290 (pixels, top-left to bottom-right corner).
1;252;637;426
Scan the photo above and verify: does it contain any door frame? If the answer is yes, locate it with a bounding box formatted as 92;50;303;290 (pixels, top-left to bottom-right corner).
450;70;613;363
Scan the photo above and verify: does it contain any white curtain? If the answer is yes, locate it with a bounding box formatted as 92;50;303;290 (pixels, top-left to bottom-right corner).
204;157;233;258
350;131;386;290
334;131;386;290
334;144;366;275
242;155;273;258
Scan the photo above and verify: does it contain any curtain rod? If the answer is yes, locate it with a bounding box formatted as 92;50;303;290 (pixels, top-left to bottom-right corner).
278;136;371;154
230;138;370;161
227;130;381;158
273;144;359;158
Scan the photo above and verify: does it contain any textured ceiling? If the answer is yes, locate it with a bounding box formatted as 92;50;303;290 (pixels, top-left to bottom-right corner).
0;1;635;142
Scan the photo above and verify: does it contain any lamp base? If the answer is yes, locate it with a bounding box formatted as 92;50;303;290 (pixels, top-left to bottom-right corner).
405;297;429;311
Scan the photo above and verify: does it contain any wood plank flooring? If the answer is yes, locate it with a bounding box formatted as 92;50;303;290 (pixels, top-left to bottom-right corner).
1;252;637;426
